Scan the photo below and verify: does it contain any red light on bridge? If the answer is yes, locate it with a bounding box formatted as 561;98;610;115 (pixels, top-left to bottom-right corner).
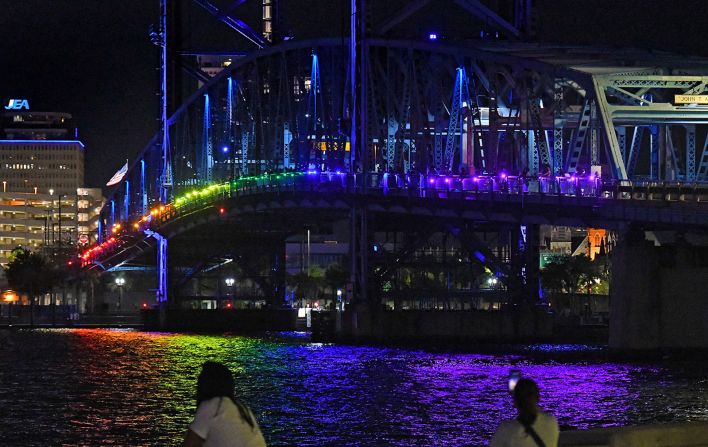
225;302;232;309
141;303;148;309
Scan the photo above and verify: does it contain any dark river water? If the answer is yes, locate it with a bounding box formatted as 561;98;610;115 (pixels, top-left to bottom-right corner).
0;329;707;446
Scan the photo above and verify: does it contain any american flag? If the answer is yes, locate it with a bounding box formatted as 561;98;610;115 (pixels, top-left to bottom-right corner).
106;161;128;186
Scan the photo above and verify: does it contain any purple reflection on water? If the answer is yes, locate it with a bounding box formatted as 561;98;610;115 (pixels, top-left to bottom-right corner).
0;330;706;447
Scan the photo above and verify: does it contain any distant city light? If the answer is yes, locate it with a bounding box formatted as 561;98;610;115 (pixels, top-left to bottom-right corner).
428;33;437;40
222;146;229;153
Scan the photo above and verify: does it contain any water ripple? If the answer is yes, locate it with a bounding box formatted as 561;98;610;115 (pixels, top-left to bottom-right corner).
0;329;706;446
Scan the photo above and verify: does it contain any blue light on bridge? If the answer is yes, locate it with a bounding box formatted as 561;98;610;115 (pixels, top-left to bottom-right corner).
222;146;229;153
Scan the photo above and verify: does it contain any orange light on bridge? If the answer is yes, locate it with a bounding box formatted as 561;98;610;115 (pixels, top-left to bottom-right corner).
133;223;140;230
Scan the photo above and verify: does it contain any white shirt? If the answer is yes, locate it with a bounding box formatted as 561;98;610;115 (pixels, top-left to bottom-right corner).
489;411;559;447
190;397;267;447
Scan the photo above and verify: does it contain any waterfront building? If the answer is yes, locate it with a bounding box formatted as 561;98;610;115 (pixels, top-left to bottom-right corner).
0;107;104;264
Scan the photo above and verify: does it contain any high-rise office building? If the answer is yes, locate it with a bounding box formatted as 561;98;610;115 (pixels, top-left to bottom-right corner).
0;105;103;264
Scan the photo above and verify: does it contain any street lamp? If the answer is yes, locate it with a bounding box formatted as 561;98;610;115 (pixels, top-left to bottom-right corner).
336;289;343;311
115;277;126;310
224;277;235;287
3;290;18;326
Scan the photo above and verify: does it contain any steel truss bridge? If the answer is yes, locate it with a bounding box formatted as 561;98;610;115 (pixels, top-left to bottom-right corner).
83;0;708;307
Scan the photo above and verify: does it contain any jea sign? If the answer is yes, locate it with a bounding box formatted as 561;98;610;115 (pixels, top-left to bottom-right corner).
4;99;30;110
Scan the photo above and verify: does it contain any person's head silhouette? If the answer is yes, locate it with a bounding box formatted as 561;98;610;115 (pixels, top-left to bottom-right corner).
196;361;254;428
197;361;235;406
513;378;541;420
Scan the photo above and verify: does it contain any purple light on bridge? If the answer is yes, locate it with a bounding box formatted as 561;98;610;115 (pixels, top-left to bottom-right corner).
444;177;451;184
307;170;318;175
570;175;577;182
473;176;479;182
429;178;435;185
500;172;508;180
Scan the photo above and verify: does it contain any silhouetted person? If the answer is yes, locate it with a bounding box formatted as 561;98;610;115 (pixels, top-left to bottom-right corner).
490;378;559;447
182;361;266;447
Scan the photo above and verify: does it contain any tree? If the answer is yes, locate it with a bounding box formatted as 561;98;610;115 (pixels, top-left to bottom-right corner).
541;254;605;295
324;264;349;294
4;248;56;325
288;266;325;305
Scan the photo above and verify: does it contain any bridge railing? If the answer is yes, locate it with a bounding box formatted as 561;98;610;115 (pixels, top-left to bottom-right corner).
80;170;708;266
154;171;708;227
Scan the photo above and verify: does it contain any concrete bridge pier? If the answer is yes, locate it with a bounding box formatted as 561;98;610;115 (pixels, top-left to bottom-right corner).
610;229;708;350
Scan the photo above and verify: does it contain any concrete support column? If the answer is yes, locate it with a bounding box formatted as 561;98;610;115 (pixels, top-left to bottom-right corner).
524;224;540;302
609;230;661;349
610;230;708;349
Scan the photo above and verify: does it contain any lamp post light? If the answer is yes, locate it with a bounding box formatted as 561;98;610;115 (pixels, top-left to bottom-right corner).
48;188;55;247
336;289;343;310
115;277;126;311
224;278;235;309
3;290;18;326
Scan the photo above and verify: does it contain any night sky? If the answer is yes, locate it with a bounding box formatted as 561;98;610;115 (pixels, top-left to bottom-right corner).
2;0;707;190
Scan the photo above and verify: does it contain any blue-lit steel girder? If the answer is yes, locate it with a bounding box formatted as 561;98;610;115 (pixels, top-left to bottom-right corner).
566;99;591;173
453;0;521;38
123;181;130;221
306;53;323;168
627;127;643;177
650;125;660;180
110;200;115;229
685;125;696;181
445;68;472;172
592;76;629;180
527;92;550;174
616;127;627;166
590;102;599;167
140;160;148;214
666;126;681;181
145;230;168;303
552;82;564;175
697;134;708;181
159;0;171;203
192;0;269;49
177;59;213;84
216;0;246;19
202;94;214;182
378;0;432;34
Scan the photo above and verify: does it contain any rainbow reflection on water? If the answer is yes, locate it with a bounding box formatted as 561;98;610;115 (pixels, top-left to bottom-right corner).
0;329;706;446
